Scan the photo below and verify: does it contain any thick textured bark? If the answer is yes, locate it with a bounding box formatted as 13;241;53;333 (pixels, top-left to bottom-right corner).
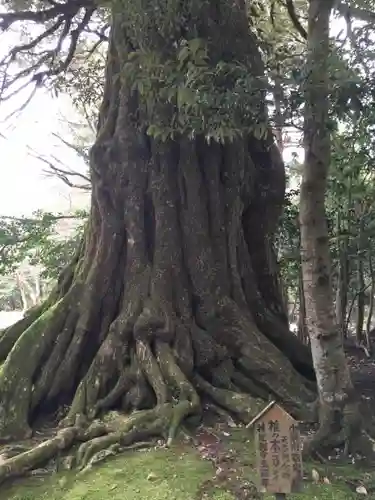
300;0;372;455
0;0;316;479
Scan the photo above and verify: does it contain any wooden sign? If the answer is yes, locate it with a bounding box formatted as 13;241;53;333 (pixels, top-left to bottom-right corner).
247;401;303;495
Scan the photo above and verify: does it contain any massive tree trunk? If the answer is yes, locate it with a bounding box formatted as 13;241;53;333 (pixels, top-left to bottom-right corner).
0;0;316;480
300;0;372;456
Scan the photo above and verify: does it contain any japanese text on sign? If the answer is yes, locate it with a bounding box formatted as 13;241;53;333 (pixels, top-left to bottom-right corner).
249;402;303;494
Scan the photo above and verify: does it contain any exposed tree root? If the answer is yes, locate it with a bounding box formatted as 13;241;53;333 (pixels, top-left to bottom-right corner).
0;401;197;483
0;322;315;484
0;427;78;484
0;173;318;482
192;374;266;422
302;398;375;461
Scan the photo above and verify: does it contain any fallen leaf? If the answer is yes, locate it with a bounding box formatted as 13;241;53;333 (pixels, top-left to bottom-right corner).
311;469;320;483
215;467;226;479
58;477;68;488
356;485;368;495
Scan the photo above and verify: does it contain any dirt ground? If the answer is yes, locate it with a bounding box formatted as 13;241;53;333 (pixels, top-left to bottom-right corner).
347;343;375;433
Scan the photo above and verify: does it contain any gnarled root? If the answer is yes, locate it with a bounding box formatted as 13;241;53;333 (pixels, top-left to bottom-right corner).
0;401;200;484
302;399;375;461
0;289;317;485
0;340;202;484
75;400;196;470
0;321;314;485
0;427;78;484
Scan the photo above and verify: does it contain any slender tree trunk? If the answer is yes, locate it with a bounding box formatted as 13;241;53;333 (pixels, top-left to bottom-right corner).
300;0;370;455
365;249;374;354
273;68;284;153
335;211;349;339
15;272;29;312
289;293;299;324
355;207;365;344
297;268;308;344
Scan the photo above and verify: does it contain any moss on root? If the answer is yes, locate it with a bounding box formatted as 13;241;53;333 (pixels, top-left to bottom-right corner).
0;298;316;483
1;427;372;500
0;448;211;500
0;302;64;440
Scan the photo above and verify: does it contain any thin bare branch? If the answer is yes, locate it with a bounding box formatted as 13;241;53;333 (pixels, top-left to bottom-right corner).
43;162;91;191
51;132;89;162
0;215;84;223
284;0;308;40
336;2;375;25
0;1;92;30
1;83;38;122
27;148;91;191
0;0;98;103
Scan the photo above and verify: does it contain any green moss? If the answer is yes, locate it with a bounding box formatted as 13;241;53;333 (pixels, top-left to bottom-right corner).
273;484;355;499
215;487;355;500
0;301;64;438
1;428;375;500
211;492;235;500
0;447;213;500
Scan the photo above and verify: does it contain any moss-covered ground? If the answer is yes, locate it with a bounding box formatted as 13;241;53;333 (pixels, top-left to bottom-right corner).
1;423;374;500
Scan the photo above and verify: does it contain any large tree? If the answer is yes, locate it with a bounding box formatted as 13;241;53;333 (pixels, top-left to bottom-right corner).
0;0;324;479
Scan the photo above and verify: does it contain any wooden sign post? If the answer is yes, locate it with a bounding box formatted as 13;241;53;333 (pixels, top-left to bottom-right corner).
247;401;303;498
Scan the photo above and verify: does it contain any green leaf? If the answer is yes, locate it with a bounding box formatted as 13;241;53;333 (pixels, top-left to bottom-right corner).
146;124;157;136
253;123;268;140
188;38;203;55
177;46;190;65
177;87;195;109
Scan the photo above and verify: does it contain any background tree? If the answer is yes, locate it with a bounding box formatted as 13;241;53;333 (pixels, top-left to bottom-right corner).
299;0;373;456
0;109;91;316
277;0;375;355
0;210;87;316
